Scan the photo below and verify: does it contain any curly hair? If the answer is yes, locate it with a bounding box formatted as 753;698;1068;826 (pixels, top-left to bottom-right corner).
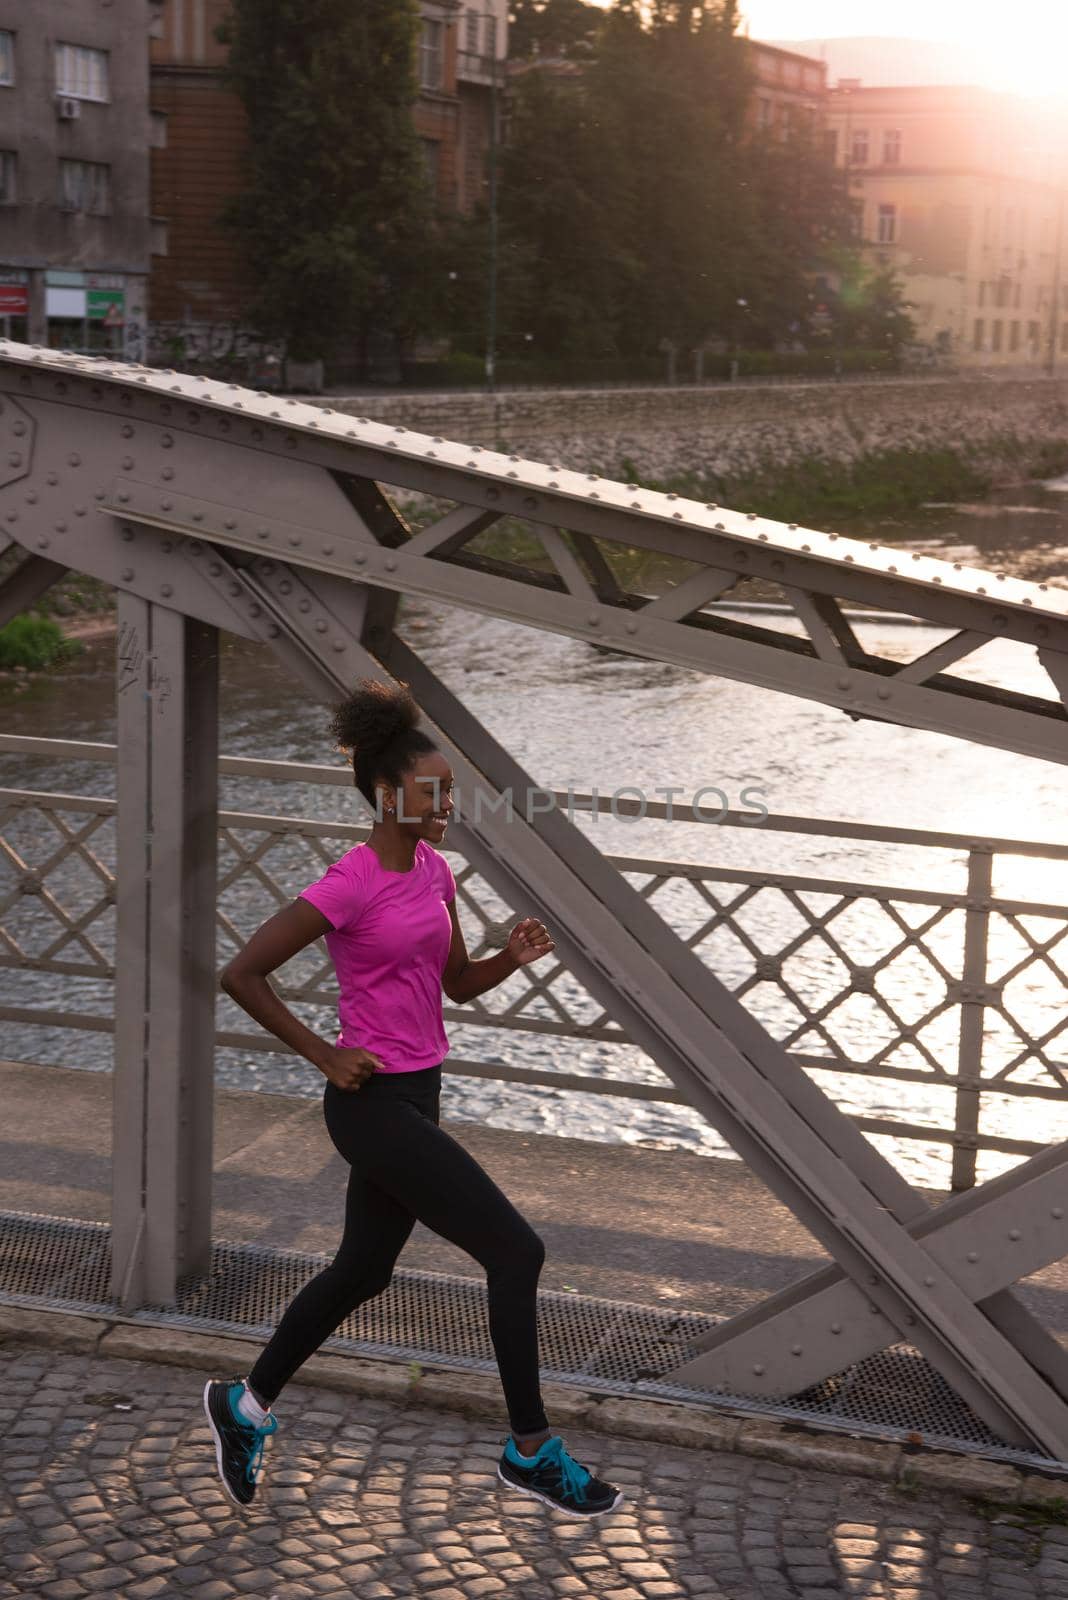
329;677;438;813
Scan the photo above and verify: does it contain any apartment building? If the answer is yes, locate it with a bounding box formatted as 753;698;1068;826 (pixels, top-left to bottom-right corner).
826;82;1068;367
148;0;506;361
748;42;826;138
0;0;160;358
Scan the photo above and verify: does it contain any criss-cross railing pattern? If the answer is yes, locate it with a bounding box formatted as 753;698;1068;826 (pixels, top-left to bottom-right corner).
4;738;1068;1187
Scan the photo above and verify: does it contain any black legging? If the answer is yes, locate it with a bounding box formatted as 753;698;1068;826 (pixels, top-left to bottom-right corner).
247;1062;550;1436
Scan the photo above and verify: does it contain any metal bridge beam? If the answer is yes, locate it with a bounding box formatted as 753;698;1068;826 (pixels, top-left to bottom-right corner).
112;594;219;1306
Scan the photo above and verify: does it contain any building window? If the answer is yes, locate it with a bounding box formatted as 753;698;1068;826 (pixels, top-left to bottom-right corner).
991;320;1003;352
1028;319;1040;347
757;97;772;130
824;128;838;162
1061;322;1068;353
0;29;13;86
1009;320;1020;351
484;12;498;56
0;150;14;205
55;42;110;102
850;128;869;165
876;203;897;244
849;198;865;239
419;20;443;90
973;318;984;351
882;129;901;165
421;138;441;192
464;9;479;51
978;281;986;307
58;159;111;214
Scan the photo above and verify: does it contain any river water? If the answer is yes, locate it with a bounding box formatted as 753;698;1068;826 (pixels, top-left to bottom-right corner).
3;483;1068;1190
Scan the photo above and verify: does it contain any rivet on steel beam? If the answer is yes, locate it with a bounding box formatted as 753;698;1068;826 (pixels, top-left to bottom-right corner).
121;567;134;582
47;472;59;486
876;687;890;700
68;453;81;466
332;639;346;652
161;499;173;511
967;1251;979;1262
791;1345;802;1355
288;534;302;547
830;1323;841;1334
385;558;397;571
228;582;241;597
209;562;222;576
37;537;49;549
752;1364;764;1376
923;1276;934;1287
160;584;173;597
224;518;236;530
8;452;21;467
888;565;897;574
121;424;134;438
249;603;262;617
587;613;600;628
257;528;270;539
55;521;67;534
625;620;638;634
932;576;942;584
387;440;398;448
192;510;203;522
322;543;334;555
4;512;14;524
190;542;203;554
298;599;311;613
1009;1229;1021;1241
353;553;366;565
837;677;850;691
1023;597;1033;606
260;562;275;575
268;624;280;637
121;527;134;541
844;554;854;562
672;511;682;519
121;456;134;471
316;620;328;633
279;580;292;595
1053;1208;1065;1219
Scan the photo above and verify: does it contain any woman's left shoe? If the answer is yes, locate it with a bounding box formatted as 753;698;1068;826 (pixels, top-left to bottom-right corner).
203;1376;278;1508
497;1433;624;1517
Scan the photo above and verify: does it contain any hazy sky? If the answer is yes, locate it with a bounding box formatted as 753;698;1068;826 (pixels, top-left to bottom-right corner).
736;1;1068;96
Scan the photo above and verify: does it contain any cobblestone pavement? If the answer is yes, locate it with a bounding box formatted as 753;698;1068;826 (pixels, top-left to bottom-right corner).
3;1344;1068;1600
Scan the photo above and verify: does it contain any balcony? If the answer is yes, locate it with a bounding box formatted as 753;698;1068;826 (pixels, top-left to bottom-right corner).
457;50;500;86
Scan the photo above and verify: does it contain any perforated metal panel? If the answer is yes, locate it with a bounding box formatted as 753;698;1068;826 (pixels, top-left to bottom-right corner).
0;1208;1059;1471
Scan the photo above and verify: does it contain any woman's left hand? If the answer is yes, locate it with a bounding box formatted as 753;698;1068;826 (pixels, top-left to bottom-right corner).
507;917;555;967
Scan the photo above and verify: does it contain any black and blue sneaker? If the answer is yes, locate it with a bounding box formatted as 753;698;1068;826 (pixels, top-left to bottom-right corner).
498;1433;624;1517
203;1376;278;1508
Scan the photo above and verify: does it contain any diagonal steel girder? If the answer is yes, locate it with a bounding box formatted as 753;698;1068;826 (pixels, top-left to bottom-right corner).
127;528;1068;1458
0;340;1067;767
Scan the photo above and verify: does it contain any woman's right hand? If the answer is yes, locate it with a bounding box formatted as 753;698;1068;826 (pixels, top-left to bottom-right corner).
321;1045;385;1092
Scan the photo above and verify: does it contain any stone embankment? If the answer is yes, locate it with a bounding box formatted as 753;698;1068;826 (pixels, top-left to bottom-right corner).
313;376;1068;481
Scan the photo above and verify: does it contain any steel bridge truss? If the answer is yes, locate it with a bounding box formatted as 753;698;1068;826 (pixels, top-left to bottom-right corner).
3;343;1068;1458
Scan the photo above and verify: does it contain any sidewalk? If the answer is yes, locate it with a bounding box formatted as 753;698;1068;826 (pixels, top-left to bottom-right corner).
4;1337;1068;1600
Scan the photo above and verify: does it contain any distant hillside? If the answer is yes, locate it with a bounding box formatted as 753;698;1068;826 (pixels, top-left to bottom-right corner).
768;35;983;88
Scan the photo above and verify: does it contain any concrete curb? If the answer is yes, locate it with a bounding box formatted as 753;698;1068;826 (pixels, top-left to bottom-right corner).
3;1303;1066;1507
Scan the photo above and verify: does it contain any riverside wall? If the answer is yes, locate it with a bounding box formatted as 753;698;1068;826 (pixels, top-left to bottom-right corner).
312;375;1068;481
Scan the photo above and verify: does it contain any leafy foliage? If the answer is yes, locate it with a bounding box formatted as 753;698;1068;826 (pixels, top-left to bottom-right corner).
218;0;435;362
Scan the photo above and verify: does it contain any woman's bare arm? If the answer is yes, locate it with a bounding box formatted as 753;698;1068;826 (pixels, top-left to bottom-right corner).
220;898;341;1076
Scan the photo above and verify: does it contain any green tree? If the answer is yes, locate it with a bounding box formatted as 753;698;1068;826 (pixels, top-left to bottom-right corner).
218;0;435;367
829;250;916;354
508;0;601;58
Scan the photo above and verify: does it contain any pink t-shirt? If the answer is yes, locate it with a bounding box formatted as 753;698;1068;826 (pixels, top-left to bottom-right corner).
298;839;456;1073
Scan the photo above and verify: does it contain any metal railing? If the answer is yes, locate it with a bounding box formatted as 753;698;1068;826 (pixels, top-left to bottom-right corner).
3;732;1068;1190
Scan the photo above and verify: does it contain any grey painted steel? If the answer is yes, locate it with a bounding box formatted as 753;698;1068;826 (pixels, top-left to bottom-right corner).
671;1136;1068;1399
3;342;1068;1451
111;596;219;1306
0;552;69;628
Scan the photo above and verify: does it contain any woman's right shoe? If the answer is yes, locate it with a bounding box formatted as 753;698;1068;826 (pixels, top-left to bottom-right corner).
497;1433;624;1517
203;1376;278;1508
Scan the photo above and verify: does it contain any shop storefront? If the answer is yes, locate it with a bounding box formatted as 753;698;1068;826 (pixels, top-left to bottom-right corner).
0;270;29;342
45;269;126;354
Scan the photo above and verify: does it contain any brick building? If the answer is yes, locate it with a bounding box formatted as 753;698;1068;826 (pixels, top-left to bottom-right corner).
147;0;507;364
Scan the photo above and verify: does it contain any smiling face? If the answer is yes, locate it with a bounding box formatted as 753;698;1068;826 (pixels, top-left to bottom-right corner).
381;750;454;841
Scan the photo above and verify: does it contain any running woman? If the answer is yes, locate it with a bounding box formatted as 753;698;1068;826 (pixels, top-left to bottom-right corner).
204;677;623;1519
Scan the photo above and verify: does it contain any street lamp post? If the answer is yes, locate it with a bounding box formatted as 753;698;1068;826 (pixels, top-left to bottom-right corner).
482;11;500;394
